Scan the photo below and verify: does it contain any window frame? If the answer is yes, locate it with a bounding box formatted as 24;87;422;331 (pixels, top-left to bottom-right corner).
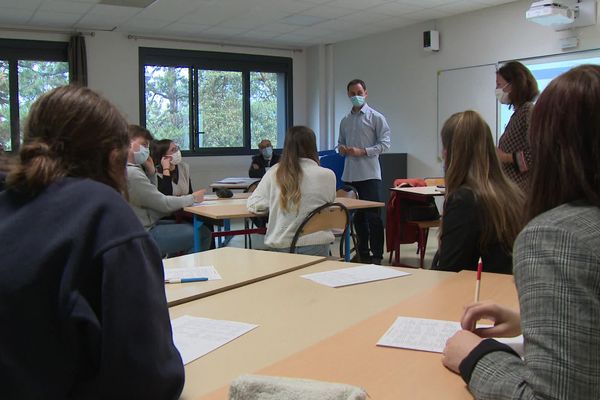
138;47;293;156
0;39;69;152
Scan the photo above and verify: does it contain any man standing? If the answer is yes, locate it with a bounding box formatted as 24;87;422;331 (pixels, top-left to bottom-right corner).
338;79;391;265
249;139;280;178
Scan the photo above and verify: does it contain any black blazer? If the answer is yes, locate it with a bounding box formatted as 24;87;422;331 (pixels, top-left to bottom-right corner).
434;186;513;274
249;153;280;178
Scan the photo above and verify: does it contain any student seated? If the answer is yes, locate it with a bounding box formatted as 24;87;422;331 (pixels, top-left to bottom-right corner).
152;139;192;196
434;110;524;274
0;85;183;398
126;125;209;255
443;65;600;399
249;139;280;178
247;126;336;256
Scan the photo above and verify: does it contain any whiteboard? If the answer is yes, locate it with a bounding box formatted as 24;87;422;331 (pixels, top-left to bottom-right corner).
437;64;498;155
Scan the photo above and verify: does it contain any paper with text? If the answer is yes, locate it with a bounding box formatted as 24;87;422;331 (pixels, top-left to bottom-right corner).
164;266;222;282
377;317;524;355
171;315;258;365
301;265;410;288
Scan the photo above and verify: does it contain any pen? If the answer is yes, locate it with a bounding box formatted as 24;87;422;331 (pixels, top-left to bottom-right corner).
474;257;483;302
165;277;209;284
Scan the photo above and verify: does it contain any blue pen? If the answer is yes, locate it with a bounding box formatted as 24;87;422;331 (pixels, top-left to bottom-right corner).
165;277;209;284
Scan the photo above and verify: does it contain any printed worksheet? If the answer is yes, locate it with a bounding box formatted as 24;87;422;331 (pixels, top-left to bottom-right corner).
377;316;525;355
171;315;258;365
301;265;411;288
164;266;222;282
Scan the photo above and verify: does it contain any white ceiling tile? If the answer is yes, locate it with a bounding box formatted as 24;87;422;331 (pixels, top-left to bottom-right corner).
369;2;424;16
252;0;313;13
0;8;35;24
299;5;356;18
0;0;43;9
30;10;81;26
122;16;171;30
339;11;397;25
39;0;94;13
159;23;213;35
178;4;246;25
238;30;282;40
396;0;454;6
326;0;392;10
87;4;141;17
251;22;298;34
404;7;453;20
202;25;247;36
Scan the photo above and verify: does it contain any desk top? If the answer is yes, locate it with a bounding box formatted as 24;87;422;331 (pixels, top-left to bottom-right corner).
169;261;454;400
164;247;325;307
203;270;518;400
390;185;445;196
203;193;251;201
210;177;260;190
184;197;384;220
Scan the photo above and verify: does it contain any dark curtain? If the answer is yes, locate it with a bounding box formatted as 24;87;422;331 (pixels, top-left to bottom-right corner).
68;35;88;86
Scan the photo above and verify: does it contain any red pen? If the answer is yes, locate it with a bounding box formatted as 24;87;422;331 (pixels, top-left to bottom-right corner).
474;257;483;302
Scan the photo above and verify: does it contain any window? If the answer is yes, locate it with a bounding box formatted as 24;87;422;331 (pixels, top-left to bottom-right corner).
498;52;600;135
0;39;69;152
140;47;293;155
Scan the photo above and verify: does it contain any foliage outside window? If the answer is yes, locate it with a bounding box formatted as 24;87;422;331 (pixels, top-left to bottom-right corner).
140;47;293;156
0;39;69;152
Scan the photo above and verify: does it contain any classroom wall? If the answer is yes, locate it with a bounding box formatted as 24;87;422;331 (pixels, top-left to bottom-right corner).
320;0;600;182
0;29;308;189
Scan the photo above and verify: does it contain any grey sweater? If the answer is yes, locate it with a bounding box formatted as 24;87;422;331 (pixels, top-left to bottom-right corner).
126;164;194;229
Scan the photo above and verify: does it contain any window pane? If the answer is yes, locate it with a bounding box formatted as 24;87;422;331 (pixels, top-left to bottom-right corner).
198;70;243;148
145;66;190;149
0;60;9;151
18;60;69;145
250;71;284;149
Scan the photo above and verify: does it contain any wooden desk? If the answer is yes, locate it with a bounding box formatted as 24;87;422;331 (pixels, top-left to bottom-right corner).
203;193;251;201
390;185;445;198
164;247;325;307
201;270;518;400
169;261;454;400
183;197;385;258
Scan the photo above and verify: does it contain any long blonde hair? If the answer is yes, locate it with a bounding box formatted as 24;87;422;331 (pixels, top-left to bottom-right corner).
275;126;319;213
441;110;524;250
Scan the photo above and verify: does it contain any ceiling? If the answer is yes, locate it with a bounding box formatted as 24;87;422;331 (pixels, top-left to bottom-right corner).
0;0;519;48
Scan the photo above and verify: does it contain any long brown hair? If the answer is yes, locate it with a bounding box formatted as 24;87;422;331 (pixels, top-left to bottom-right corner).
442;110;524;250
7;85;129;195
527;65;600;220
498;61;539;107
275;126;319;212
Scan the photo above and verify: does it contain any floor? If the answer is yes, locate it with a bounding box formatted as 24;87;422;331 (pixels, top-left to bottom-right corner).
222;221;440;269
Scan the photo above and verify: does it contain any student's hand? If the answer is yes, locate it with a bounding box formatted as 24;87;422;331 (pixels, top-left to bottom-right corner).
461;301;521;338
496;149;512;164
144;156;156;176
161;156;172;171
192;189;206;203
442;330;483;374
347;147;367;157
338;145;348;155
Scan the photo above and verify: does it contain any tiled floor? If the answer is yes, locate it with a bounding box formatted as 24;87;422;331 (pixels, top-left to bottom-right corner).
222;222;440;269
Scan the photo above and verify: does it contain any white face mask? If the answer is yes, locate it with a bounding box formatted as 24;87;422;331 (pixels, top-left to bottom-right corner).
495;86;510;105
170;150;182;165
133;144;149;165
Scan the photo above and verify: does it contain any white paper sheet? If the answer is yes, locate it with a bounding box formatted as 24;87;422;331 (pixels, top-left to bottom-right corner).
164;266;222;282
377;316;524;355
171;315;258;365
193;200;218;206
301;265;410;288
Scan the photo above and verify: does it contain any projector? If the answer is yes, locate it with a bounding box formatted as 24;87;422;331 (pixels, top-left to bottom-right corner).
526;1;575;26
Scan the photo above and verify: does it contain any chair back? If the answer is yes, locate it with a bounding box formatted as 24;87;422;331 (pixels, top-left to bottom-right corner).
424;177;445;187
245;180;260;193
335;185;359;200
290;202;350;254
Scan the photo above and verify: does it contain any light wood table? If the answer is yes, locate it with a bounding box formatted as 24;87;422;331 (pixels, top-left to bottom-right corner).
201;270;518;400
169;260;454;399
164;247;325;307
184;197;385;259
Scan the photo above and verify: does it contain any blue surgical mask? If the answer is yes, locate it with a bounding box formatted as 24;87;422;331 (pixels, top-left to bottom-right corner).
261;146;273;159
350;95;365;107
133;145;150;165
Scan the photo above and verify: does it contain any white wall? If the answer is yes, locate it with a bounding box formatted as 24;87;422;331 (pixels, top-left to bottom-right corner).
320;0;600;181
0;29;308;189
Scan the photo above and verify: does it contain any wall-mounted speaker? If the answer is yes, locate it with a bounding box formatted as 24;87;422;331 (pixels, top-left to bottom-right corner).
423;30;440;52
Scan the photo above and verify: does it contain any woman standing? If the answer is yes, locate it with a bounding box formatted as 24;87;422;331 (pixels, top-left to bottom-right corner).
0;86;184;398
247;126;336;256
496;61;539;192
443;65;600;399
434;110;524;274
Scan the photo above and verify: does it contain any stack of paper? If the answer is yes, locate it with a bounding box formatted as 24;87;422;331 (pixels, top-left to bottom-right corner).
301;265;411;288
171;315;258;365
164;266;222;282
